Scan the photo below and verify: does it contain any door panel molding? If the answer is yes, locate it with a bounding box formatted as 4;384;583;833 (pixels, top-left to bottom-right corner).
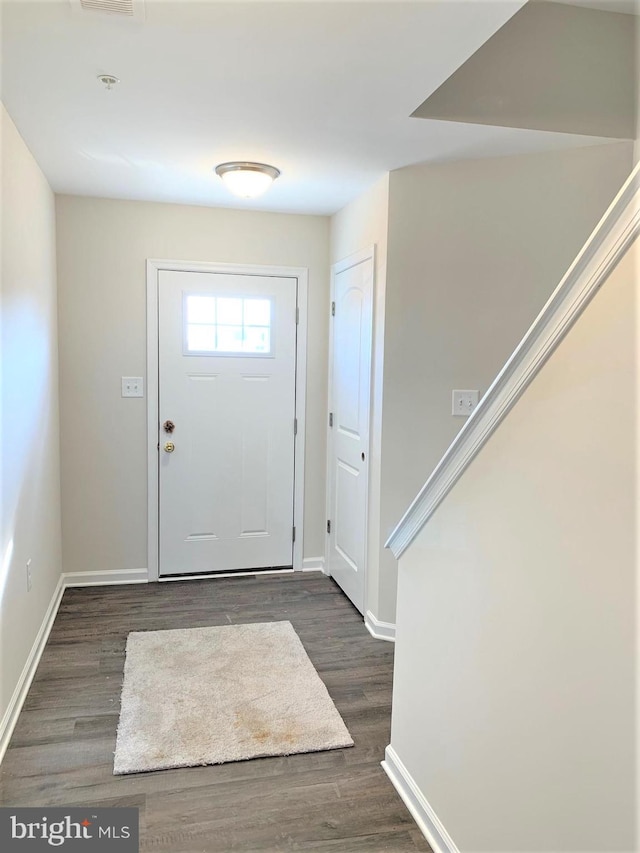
146;259;308;582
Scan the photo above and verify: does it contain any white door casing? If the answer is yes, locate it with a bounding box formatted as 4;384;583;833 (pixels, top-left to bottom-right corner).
326;248;374;614
147;261;308;582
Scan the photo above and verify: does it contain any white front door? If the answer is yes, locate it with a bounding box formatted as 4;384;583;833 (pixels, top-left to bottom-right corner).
327;250;374;613
158;270;297;577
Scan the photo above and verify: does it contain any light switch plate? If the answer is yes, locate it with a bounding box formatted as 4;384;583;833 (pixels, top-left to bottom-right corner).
122;377;144;398
452;389;479;417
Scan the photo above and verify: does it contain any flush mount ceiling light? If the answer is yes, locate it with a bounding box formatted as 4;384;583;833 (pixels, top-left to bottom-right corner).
215;162;280;199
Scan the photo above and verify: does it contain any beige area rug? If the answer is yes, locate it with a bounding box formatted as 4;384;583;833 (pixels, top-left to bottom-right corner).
113;621;353;774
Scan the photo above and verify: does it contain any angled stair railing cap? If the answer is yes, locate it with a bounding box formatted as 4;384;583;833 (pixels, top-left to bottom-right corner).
386;161;640;560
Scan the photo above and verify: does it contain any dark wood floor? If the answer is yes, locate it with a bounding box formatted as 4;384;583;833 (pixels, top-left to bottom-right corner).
0;573;430;852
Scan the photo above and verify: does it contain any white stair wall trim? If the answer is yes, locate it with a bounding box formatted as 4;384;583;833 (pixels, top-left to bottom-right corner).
387;163;640;559
365;610;396;642
382;746;461;853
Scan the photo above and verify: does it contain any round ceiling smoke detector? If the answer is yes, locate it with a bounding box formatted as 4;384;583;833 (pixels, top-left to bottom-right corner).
97;74;120;90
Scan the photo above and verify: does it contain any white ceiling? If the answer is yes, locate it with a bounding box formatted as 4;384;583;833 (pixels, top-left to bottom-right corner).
1;0;626;215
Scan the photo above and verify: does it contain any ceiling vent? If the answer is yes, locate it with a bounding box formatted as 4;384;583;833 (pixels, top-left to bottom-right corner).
70;0;145;21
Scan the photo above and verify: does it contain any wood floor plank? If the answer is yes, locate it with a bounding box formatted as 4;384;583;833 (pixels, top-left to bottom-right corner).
0;574;430;852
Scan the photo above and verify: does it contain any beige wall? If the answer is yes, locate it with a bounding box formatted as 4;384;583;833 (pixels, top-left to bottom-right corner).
55;195;329;576
635;12;640;165
1;105;62;723
414;1;636;140
330;174;389;621
390;234;638;852
379;141;633;624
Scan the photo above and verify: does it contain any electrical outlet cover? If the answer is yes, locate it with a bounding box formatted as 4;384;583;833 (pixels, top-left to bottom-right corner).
122;377;144;398
452;389;479;417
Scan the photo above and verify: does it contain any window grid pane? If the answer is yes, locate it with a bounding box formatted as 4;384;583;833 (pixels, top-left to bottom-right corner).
244;326;270;353
186;295;272;354
187;324;216;352
187;296;216;324
244;299;271;326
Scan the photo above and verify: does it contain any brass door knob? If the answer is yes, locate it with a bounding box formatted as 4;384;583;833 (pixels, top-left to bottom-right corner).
164;442;175;453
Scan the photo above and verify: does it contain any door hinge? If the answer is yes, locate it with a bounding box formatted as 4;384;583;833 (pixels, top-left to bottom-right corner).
331;301;336;317
329;412;333;428
294;418;298;436
327;520;331;534
296;307;300;325
292;526;296;543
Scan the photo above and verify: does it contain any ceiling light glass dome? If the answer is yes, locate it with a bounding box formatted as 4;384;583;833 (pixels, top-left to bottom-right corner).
214;162;280;198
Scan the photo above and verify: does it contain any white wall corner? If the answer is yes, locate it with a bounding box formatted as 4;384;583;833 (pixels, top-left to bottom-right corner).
63;568;149;587
301;557;327;574
382;746;460;853
0;575;66;765
0;567;150;765
365;610;396;642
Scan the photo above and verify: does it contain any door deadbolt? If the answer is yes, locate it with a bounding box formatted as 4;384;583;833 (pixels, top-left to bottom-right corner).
164;442;175;453
361;451;366;462
163;420;175;433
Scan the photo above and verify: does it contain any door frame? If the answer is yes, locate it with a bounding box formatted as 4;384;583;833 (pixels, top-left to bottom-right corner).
146;259;309;583
325;246;375;611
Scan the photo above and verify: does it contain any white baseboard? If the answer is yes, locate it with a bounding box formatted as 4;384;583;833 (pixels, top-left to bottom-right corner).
365;610;396;642
301;556;327;574
0;575;65;765
0;567;149;765
382;746;460;853
63;568;149;587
